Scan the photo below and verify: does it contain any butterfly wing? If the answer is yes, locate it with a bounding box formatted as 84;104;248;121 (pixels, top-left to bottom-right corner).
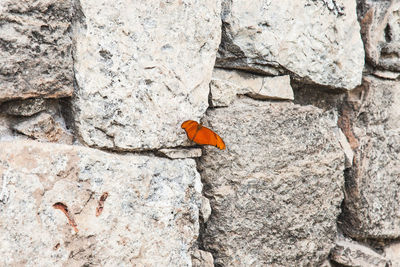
193;125;226;150
181;120;226;150
181;120;200;141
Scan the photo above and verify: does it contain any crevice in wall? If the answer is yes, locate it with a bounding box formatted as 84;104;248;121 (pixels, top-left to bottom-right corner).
292;80;347;111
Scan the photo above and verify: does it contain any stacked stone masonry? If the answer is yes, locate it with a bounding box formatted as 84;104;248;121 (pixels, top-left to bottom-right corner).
0;0;400;266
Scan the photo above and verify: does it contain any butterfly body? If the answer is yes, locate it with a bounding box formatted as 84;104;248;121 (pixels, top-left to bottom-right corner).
181;120;226;150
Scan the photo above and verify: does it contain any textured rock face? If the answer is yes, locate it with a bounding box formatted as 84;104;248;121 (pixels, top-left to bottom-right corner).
0;98;49;116
198;98;344;266
12;112;73;144
0;140;202;266
359;0;400;71
73;0;221;150
210;68;293;107
385;242;400;266
330;238;389;267
339;76;400;239
217;0;364;90
191;249;214;267
0;0;74;101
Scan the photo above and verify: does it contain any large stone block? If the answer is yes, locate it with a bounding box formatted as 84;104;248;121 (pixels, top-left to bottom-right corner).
359;0;400;71
339;76;400;239
198;97;345;266
0;140;202;266
217;0;364;90
210;68;293;107
0;0;74;101
330;237;389;267
73;0;221;150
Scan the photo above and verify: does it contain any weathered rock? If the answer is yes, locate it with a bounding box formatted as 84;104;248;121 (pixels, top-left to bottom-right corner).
217;0;364;90
200;196;212;223
210;68;293;106
0;98;49;116
335;128;354;168
73;0;221;150
339;76;400;239
12;112;73;144
158;148;202;159
373;70;400;80
0;0;74;101
385;242;400;266
191;249;214;267
330;238;388;267
0;115;22;141
359;0;400;71
198;97;345;266
0;140;203;266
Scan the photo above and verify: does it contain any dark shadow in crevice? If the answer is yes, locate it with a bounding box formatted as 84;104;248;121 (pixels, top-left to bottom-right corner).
292;79;347;111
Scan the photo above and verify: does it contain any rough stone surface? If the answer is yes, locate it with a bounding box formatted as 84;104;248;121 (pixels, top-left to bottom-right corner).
0;0;74;101
12;112;73;144
335;128;354;168
200;196;211;223
0;98;49;116
339;76;400;239
359;0;400;71
210;68;293;107
0;115;25;141
158;148;202;159
330;238;388;267
385;242;400;266
0;140;203;266
73;0;221;150
191;249;214;267
373;70;400;80
198;97;345;266
217;0;364;90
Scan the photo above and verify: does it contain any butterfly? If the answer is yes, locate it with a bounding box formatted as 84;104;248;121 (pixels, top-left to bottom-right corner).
181;120;226;150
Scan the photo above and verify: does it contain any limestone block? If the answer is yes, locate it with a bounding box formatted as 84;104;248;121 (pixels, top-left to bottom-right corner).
0;140;203;266
385;242;400;266
198;97;345;266
0;0;74;101
359;0;400;71
339;76;400;239
191;249;214;267
210;68;293;107
373;70;400;80
217;0;364;90
330;238;388;267
72;0;221;150
12;112;73;144
1;98;51;116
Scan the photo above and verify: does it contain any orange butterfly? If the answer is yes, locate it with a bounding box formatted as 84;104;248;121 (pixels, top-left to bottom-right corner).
181;120;226;150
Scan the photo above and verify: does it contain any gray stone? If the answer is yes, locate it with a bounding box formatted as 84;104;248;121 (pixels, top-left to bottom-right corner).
330;238;388;267
359;0;400;71
210;68;293;107
12;112;73;144
335;128;354;168
198;97;345;266
158;148;202;159
339;76;400;239
217;0;364;90
0;140;203;266
373;70;400;80
200;196;212;223
385;242;400;266
0;0;74;101
72;0;221;150
0;98;48;116
191;249;214;267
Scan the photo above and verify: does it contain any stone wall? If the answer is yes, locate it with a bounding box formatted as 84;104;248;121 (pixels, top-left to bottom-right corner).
0;0;399;266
